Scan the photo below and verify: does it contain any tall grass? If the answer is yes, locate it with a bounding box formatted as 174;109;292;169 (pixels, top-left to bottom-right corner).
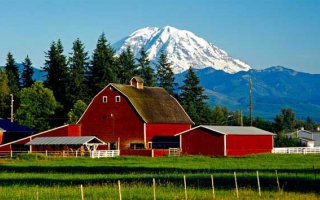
0;184;318;200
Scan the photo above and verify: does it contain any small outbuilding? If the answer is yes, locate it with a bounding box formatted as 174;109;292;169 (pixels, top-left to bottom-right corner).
176;126;275;156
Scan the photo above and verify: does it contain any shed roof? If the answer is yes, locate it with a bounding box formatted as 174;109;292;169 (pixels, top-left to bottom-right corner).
111;83;193;124
299;137;315;142
176;125;275;136
25;136;104;145
0;118;33;133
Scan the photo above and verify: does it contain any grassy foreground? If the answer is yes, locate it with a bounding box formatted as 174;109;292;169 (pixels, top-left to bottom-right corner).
0;154;319;199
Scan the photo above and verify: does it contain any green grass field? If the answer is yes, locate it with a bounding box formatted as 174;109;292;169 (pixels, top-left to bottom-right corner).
0;154;319;199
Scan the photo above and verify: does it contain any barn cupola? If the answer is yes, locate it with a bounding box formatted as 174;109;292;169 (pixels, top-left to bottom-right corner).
130;77;144;89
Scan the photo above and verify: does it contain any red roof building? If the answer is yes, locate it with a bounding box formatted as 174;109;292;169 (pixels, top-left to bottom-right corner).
78;77;193;150
176;125;275;156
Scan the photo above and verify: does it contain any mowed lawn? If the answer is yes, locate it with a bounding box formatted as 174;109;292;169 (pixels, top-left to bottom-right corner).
0;154;319;199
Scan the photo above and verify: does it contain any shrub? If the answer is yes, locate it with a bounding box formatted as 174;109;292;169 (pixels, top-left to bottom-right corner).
15;153;47;160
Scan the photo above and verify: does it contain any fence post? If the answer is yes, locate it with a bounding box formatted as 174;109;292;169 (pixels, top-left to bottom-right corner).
45;150;48;157
256;171;261;196
211;175;215;199
36;185;39;200
234;172;239;198
80;184;84;200
118;180;122;200
10;150;13;158
184;175;188;200
275;170;280;192
153;178;156;200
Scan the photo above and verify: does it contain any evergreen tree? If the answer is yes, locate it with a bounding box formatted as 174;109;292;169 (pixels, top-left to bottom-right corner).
137;48;155;86
5;52;20;95
16;82;60;132
274;108;297;133
88;33;117;96
21;55;34;88
118;46;137;84
156;51;175;95
179;67;209;124
0;69;10;117
68;38;89;104
43;40;69;124
211;105;229;125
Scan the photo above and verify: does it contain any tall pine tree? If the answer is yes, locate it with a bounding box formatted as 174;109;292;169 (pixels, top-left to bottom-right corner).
179;67;209;124
21;55;34;88
43;40;69;124
118;46;137;84
5;52;20;95
0;69;10;117
67;38;89;104
156;51;175;95
137;48;155;86
88;33;117;96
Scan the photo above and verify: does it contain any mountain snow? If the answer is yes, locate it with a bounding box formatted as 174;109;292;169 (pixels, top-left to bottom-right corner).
113;26;252;74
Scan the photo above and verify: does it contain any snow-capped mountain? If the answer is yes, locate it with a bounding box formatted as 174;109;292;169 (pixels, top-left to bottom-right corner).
113;26;251;74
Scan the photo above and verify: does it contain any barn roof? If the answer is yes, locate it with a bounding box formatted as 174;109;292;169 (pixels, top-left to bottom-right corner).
176;125;275;136
111;83;193;124
0;118;33;133
25;136;104;145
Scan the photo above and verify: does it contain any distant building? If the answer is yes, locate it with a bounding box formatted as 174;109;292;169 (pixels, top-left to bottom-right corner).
290;129;320;147
0;118;34;145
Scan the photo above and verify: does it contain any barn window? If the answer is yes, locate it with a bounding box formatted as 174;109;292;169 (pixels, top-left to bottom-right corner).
102;96;108;103
130;143;144;149
115;96;121;102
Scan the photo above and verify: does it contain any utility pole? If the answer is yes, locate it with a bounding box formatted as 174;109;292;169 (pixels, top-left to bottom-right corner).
10;94;14;122
249;79;253;126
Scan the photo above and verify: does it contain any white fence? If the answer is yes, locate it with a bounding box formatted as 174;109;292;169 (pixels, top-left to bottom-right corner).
169;148;180;156
90;150;120;158
0;150;119;158
272;147;320;154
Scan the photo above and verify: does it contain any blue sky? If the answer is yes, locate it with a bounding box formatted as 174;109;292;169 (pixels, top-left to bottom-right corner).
0;0;319;73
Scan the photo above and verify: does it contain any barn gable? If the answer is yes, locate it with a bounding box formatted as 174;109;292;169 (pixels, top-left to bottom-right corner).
78;83;193;124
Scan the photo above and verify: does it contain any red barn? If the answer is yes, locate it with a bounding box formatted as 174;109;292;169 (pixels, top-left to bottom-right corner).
177;125;275;156
0;77;193;153
78;77;193;150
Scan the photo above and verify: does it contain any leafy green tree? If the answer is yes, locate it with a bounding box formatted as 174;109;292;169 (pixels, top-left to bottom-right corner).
16;82;60;132
5;52;20;95
88;33;117;96
179;67;209;124
21;55;34;88
0;69;10;117
274;108;297;133
253;117;274;132
137;48;155;86
67;100;87;124
118;46;137;84
156;51;176;95
275;131;301;147
67;38;90;104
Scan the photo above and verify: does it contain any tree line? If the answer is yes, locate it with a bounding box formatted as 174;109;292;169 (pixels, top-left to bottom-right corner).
0;33;319;147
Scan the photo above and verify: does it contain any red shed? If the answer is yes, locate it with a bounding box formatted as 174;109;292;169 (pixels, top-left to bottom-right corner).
78;77;193;150
177;125;275;156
